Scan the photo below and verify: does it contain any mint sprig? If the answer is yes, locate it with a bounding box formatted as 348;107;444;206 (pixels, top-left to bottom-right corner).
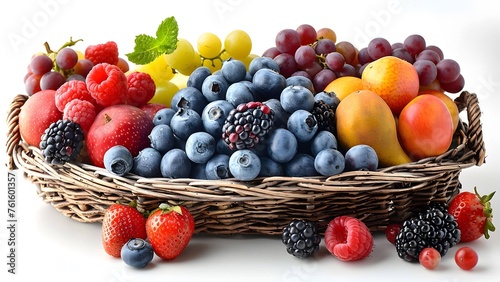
126;16;179;65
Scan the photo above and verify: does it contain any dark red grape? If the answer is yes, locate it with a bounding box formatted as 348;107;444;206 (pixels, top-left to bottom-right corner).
325;52;345;72
276;29;301;55
296;24;317;45
56;48;78;70
40;71;66;90
436;59;460;83
440;74;465;93
404;34;426;57
30;54;53;75
274;53;297;77
315;39;336;55
295;45;317;69
416;49;441;64
313;69;336;92
367;37;392;60
413;60;437;86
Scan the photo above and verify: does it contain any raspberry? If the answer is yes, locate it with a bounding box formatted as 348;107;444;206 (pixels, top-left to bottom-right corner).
84;41;119;65
63;99;96;134
86;63;128;107
324;216;374;261
126;72;156;107
54;80;95;112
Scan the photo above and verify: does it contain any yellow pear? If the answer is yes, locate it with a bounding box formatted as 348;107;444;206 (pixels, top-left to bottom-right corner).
336;90;412;167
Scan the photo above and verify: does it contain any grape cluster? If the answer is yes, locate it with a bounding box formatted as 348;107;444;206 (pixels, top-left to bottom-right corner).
262;25;359;92
263;26;464;94
24;38;130;96
360;35;464;93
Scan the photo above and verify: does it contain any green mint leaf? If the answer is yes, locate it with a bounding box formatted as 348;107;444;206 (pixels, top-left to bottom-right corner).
125;16;179;65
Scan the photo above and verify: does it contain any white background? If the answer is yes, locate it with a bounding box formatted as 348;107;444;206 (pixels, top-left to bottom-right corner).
1;0;500;281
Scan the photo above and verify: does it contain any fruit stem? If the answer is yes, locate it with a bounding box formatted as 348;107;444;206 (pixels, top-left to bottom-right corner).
104;114;112;124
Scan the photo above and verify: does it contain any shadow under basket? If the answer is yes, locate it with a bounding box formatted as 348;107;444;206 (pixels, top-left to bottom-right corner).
6;91;486;235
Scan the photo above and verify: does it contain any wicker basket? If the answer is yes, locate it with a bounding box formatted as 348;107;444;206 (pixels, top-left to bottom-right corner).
6;91;485;235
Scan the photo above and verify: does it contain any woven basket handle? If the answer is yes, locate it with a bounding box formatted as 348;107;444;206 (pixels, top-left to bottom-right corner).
454;91;486;166
6;94;28;170
5;91;486;170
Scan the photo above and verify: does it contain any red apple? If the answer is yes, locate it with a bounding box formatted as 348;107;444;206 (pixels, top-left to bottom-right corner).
139;103;167;121
398;94;453;161
19;90;62;147
86;104;154;167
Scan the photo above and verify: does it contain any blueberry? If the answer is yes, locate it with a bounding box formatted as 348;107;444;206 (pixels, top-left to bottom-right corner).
202;100;235;137
252;68;286;101
120;238;154;269
310;130;338;157
285;154;318;177
216;138;233;156
170;108;203;140
170;86;208;115
226;81;254;107
287;110;318;142
229;149;261;181
103;145;133;176
314;149;345;176
201;74;230;102
187;66;212;91
160;148;192;178
314;91;340;112
205;154;231;180
191;163;208;179
263;98;289;128
220;59;247;84
153;108;176;126
185;132;216;164
266;128;298;163
149;124;175;154
344;144;379;171
280;85;315;113
258;156;284;177
286;75;315;93
248;57;280;76
132;147;162;178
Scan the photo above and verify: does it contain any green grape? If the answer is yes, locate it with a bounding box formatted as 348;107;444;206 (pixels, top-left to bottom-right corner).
136;54;175;84
148;80;179;106
176;52;202;76
164;38;196;71
197;32;222;58
224;30;252;60
241;53;259;71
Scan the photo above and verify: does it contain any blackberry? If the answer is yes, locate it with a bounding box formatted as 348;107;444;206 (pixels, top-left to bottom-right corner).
222;101;274;150
395;203;461;262
311;100;336;133
39;119;84;165
282;219;321;258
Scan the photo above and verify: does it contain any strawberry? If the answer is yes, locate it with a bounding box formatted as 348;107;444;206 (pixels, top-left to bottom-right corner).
448;187;495;242
101;203;147;258
324;215;374;261
146;203;195;260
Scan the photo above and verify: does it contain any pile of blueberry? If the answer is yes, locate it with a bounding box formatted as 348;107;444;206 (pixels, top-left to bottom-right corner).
103;57;379;181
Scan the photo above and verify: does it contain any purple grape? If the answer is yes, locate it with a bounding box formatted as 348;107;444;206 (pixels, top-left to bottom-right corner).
262;47;281;58
325;52;345;72
357;47;373;65
403;34;426;57
276;29;301;55
30;54;53;75
315;39;336;55
391;48;414;63
367;37;392;60
74;59;94;77
56;48;78;70
440;74;465;93
413;60;437;86
436;59;460;83
274;53;297;78
295;45;317;69
425;45;444;60
24;73;42;95
296;24;317;45
416;49;441;64
40;71;66;90
313;69;336;92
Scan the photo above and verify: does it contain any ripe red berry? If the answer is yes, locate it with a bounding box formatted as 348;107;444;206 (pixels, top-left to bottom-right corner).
63;99;97;135
126;71;156;107
455;247;478;270
86;63;128;107
324;216;374;261
385;223;401;244
85;41;119;66
54;80;95;112
419;247;441;270
101;203;147;258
